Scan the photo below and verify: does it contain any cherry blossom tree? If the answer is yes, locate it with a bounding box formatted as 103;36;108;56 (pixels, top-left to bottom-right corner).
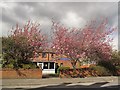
11;21;47;58
2;21;47;69
51;19;116;68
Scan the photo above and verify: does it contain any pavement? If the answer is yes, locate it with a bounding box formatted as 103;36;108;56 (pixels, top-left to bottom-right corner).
0;76;120;89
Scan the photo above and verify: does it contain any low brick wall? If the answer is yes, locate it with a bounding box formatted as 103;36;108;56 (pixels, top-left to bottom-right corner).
0;68;42;79
59;68;112;78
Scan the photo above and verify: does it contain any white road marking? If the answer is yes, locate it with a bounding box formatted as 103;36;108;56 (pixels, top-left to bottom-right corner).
101;80;118;87
66;82;95;86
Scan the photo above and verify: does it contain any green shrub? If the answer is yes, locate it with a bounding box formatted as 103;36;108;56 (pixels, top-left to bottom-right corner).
29;63;37;69
90;66;111;76
30;64;37;69
22;63;37;69
22;64;36;69
2;59;17;69
5;63;14;69
22;64;31;69
98;60;117;75
3;59;15;69
0;64;2;68
116;66;120;70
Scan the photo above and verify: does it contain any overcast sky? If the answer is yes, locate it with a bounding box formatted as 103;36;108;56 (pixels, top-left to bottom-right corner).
0;2;118;50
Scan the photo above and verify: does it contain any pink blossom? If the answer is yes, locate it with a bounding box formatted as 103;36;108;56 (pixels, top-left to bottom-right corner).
51;19;116;67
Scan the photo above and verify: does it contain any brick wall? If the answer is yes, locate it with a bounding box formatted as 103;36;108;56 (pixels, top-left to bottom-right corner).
33;52;56;62
56;60;80;68
59;68;117;78
59;68;99;78
0;69;42;79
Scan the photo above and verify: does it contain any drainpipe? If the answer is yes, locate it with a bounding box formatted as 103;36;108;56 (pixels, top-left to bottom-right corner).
48;52;50;69
48;52;49;61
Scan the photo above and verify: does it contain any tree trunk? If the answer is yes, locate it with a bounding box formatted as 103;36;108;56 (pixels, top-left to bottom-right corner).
71;59;77;70
73;64;76;70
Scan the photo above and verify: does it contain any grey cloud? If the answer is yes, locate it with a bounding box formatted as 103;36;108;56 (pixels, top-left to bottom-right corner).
13;5;29;20
31;3;62;21
1;2;118;36
2;9;17;25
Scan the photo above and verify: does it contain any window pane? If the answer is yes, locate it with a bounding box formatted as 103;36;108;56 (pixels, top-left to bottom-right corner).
38;63;42;69
43;62;48;69
51;53;54;58
49;62;54;69
35;52;39;58
42;52;47;58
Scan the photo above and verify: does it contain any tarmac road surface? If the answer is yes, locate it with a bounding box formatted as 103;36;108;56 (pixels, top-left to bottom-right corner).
1;76;120;90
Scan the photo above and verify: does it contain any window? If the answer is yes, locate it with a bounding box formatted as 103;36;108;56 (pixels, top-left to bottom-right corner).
49;62;54;69
42;52;47;58
51;53;54;58
43;62;48;69
34;52;39;58
39;53;41;56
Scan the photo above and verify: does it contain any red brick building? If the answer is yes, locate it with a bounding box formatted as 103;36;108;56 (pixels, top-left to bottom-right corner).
32;51;90;74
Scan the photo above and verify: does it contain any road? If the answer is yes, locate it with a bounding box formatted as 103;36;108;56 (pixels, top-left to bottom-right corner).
1;76;120;90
